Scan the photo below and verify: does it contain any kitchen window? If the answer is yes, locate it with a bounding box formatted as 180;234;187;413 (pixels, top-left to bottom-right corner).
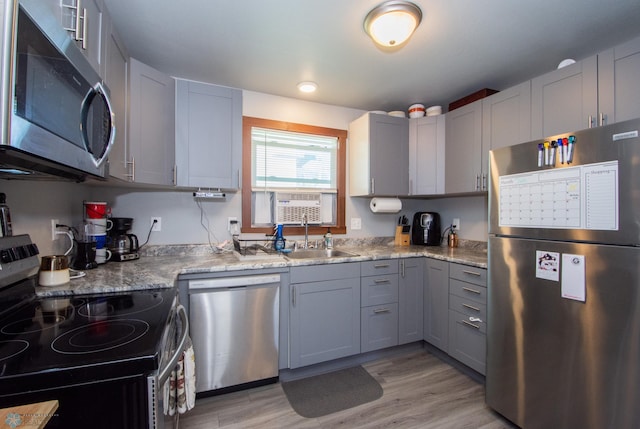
242;117;347;234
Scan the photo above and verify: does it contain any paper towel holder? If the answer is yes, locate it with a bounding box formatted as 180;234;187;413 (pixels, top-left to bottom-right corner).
369;197;402;213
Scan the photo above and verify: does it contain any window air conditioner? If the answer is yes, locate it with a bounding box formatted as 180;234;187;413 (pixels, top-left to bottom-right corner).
275;192;322;224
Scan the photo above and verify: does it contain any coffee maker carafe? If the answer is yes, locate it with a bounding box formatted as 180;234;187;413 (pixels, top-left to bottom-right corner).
108;217;140;261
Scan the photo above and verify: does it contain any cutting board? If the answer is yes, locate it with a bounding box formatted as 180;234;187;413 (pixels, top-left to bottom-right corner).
0;400;59;428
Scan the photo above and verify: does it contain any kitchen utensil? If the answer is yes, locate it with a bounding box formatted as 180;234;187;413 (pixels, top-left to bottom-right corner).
39;255;84;286
72;240;97;270
408;104;425;118
95;248;112;264
426;105;442;116
84;201;110;219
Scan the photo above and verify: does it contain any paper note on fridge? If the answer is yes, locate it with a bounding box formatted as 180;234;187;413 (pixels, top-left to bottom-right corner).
536;250;560;281
561;253;586;302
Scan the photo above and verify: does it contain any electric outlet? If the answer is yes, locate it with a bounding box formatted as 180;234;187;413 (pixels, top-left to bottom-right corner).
351;217;362;230
151;217;162;232
228;217;239;234
51;219;59;240
453;218;460;231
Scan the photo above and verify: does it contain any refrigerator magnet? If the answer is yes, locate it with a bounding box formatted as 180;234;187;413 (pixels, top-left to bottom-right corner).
536;250;559;281
561;254;586;302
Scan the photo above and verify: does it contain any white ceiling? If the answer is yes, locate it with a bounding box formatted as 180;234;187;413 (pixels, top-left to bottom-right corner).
102;0;640;112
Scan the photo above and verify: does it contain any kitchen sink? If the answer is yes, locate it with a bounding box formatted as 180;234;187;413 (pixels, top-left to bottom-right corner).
285;249;359;259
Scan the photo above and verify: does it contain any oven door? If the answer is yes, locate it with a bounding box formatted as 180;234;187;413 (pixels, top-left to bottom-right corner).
149;303;189;429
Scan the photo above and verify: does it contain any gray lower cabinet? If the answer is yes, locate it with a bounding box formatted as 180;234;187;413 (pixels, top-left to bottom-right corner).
360;260;399;353
289;263;360;369
447;263;487;375
398;258;424;344
423;258;449;351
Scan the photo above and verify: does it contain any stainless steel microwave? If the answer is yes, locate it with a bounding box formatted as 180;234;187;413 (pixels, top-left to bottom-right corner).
0;0;115;181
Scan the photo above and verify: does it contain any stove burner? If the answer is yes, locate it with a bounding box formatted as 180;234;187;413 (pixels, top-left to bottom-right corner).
0;340;29;361
77;294;164;318
51;319;149;354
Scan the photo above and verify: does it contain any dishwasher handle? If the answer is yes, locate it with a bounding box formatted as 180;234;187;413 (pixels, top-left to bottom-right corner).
189;274;281;290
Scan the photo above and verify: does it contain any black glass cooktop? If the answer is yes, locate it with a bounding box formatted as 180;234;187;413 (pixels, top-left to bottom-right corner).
0;287;176;396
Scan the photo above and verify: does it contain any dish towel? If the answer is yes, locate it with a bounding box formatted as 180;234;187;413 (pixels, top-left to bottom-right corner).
163;336;196;416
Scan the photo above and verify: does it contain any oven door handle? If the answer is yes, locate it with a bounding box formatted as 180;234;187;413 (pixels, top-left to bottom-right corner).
158;304;189;388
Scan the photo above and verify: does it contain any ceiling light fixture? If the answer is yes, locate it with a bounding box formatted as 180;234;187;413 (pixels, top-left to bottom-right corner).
297;81;318;93
364;0;422;48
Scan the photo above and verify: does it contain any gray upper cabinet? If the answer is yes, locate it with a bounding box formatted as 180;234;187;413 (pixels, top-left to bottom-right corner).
43;0;105;77
409;115;445;196
103;15;129;181
482;81;531;167
175;80;242;189
531;55;598;139
349;113;409;196
398;258;424;344
128;58;176;185
445;100;483;194
423;258;449;351
597;35;640;125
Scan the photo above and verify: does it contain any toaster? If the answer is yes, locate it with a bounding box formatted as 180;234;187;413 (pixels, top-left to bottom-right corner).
411;212;441;246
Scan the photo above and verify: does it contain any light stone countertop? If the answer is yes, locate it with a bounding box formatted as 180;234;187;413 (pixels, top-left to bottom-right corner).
35;239;487;297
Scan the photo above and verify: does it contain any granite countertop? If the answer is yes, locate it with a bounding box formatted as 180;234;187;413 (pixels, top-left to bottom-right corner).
36;239;487;297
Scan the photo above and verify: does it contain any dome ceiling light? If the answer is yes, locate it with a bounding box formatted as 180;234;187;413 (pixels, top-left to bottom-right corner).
364;0;422;48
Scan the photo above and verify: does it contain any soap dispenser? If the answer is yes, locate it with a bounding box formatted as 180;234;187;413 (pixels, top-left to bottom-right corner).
273;224;285;251
324;228;333;249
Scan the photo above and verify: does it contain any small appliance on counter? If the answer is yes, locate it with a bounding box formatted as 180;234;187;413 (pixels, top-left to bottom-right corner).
411;212;441;246
108;217;140;261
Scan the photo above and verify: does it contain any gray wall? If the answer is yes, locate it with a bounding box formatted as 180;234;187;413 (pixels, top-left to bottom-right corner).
2;90;488;256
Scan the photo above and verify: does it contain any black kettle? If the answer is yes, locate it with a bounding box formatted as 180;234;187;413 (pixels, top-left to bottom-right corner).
411;212;441;246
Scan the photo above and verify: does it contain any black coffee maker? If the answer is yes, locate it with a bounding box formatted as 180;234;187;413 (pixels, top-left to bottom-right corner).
411;212;441;246
107;217;140;261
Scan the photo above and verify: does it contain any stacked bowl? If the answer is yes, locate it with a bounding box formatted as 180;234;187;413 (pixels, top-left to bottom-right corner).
83;201;112;265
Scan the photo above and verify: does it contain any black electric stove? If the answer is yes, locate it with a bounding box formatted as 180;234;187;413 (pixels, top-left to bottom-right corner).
0;235;180;428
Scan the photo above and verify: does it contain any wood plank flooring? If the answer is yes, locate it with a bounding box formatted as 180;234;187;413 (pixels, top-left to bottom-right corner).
179;349;517;429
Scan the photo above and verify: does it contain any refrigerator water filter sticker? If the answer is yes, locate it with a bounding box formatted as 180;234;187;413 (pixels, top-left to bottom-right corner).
561;254;586;302
536;250;559;281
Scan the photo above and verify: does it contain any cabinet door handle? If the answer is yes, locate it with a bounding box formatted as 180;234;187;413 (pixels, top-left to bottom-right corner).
482;174;487;191
80;7;87;50
401;260;405;278
373;278;391;284
374;263;390;269
371;178;375;194
475;174;480;190
588;115;594;128
463;303;480;312
463;320;481;329
292;286;296;307
462;270;481;277
373;308;391;314
599;112;606;127
173;164;177;186
462;287;481;295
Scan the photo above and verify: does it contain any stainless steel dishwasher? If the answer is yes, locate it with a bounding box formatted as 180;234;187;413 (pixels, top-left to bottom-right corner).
187;274;280;393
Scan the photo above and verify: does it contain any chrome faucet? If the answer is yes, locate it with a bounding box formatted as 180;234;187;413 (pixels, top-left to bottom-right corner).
301;213;309;249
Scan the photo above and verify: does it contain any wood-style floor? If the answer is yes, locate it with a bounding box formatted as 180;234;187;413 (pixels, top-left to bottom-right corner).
179;349;517;429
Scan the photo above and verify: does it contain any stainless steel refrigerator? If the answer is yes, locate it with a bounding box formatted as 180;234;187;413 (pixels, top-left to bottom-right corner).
487;118;640;429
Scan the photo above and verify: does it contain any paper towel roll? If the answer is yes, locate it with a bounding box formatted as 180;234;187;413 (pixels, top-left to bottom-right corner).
369;198;402;213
